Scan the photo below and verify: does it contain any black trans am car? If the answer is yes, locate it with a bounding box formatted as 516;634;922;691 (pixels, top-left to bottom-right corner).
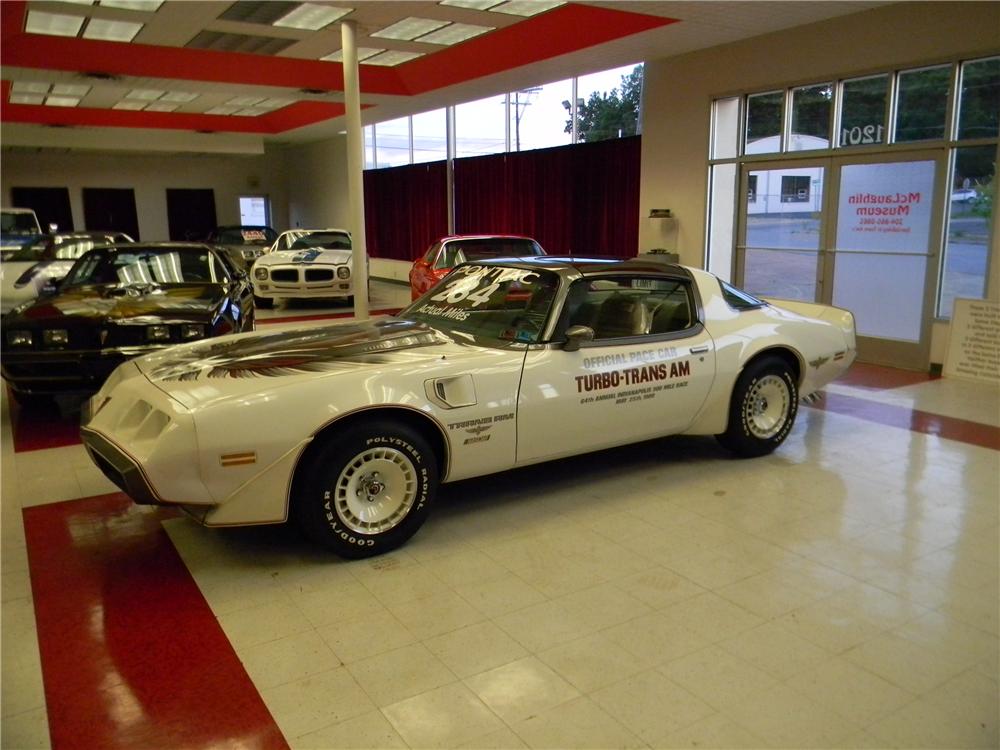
1;242;254;405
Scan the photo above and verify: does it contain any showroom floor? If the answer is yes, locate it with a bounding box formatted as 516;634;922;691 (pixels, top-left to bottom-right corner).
2;282;997;749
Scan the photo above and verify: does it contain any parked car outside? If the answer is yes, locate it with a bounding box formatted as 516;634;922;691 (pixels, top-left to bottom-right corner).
205;225;278;269
408;234;545;299
81;256;856;558
1;231;134;315
1;242;254;405
1;207;43;261
950;188;978;204
252;228;359;308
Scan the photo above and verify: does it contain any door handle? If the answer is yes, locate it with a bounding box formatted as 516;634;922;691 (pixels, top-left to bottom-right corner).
690;345;710;354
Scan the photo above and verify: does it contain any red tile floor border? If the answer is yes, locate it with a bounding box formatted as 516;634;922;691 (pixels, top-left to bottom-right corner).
24;493;289;750
833;361;940;391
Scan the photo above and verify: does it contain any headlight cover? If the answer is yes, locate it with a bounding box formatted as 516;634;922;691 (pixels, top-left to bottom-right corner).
337;266;351;279
42;329;69;347
254;267;269;281
7;330;32;347
147;325;171;342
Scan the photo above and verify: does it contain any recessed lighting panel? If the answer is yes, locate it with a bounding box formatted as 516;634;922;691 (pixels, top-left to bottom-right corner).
274;3;351;30
45;96;80;107
113;100;146;110
99;0;164;10
416;22;492;45
206;106;239;115
144;102;178;112
51;84;91;96
371;17;448;41
364;50;423;66
10;94;46;105
226;96;265;107
83;18;143;42
490;1;563;17
11;82;52;94
439;0;503;9
234;108;268;116
160;91;198;103
25;11;86;37
322;47;383;62
125;88;164;100
258;98;294;109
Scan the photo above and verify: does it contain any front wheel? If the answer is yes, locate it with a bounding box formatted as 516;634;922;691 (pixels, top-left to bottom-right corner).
292;420;438;558
716;356;798;458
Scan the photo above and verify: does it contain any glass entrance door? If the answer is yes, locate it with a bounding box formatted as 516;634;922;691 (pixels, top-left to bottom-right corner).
826;153;946;369
736;162;828;302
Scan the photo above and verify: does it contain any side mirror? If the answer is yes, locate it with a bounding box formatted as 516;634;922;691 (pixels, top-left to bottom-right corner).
563;324;594;352
41;277;62;295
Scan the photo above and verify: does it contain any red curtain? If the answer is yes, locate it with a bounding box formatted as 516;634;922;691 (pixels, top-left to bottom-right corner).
454;136;640;257
363;161;448;261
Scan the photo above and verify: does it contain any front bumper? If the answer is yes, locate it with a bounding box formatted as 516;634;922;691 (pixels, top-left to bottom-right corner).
253;268;354;300
81;428;163;505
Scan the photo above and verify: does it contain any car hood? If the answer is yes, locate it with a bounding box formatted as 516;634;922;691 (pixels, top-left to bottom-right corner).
8;283;229;324
260;247;352;265
134;317;493;410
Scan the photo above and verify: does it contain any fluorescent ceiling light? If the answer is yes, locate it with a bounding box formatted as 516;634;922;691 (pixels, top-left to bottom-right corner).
160;91;198;103
490;1;563;16
99;0;164;10
371;17;447;41
439;0;503;9
226;96;265;107
51;84;91;96
258;98;294;109
274;3;351;30
144;102;178;112
11;82;51;94
416;22;492;45
206;106;239;115
234;108;268;117
113;100;146;110
364;50;423;66
125;88;164;100
25;11;86;37
10;94;46;105
45;96;81;107
83;18;143;42
322;47;383;62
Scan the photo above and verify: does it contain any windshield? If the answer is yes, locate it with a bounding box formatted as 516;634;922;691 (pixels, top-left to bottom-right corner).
1;211;40;234
63;248;230;287
288;231;351;250
436;238;543;270
401;263;559;345
9;236;102;263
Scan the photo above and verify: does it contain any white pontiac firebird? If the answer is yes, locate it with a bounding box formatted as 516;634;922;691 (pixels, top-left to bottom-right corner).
250;228;355;308
81;257;856;558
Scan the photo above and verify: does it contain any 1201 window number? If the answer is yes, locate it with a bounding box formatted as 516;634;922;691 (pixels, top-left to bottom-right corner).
841;124;884;146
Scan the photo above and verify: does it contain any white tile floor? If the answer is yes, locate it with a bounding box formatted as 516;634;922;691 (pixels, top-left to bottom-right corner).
2;288;998;748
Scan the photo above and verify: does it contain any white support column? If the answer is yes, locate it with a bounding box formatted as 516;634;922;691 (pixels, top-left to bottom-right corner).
341;19;369;320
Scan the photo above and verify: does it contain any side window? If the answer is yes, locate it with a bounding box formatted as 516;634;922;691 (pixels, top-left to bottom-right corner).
719;280;765;310
565;276;695;341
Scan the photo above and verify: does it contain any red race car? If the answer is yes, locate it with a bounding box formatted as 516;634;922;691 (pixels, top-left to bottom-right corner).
408;235;545;299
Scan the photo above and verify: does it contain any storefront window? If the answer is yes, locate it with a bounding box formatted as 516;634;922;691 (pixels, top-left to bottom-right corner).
839;74;888;147
412;108;446;164
711;97;739;160
744;91;783;154
938;145;994;317
957;56;1000;140
789;84;831;151
509;79;572;151
575;64;643;143
374;117;410;167
895;65;950;142
455;94;507;157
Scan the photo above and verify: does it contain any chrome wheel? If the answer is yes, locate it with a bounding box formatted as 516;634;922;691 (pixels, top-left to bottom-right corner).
744;374;790;439
334;447;417;534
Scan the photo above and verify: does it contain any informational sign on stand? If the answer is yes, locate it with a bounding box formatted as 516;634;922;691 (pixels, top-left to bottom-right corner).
944;298;1000;383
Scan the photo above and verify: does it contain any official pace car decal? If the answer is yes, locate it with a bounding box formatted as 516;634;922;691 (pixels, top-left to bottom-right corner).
575;346;693;406
146;319;443;382
445;412;514;445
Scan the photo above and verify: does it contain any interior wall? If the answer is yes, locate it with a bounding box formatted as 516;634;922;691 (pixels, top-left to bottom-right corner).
283;136;351;231
0;147;289;240
639;1;1000;365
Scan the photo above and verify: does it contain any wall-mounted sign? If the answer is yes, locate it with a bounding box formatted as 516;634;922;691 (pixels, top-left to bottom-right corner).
944;298;1000;383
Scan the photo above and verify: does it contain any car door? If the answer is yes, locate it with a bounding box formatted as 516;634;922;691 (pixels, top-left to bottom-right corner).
516;273;717;464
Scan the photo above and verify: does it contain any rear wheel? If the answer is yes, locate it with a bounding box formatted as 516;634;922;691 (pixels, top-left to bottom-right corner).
293;420;438;558
717;356;798;457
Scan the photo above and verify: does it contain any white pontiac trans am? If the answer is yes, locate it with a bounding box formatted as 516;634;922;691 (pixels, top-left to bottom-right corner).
81;257;856;558
251;228;355;308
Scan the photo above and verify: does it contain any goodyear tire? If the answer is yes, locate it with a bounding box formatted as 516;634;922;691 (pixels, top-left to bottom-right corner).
717;356;798;458
294;420;438;558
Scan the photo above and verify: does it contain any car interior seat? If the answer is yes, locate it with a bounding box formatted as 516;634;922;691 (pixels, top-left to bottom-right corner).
592;294;652;338
649;299;692;333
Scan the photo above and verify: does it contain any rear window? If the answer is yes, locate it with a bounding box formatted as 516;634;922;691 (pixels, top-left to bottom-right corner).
437;238;542;269
719;280;765;310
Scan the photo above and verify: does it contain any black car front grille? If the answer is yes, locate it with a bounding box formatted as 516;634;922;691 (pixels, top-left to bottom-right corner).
270;269;298;283
305;268;334;282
